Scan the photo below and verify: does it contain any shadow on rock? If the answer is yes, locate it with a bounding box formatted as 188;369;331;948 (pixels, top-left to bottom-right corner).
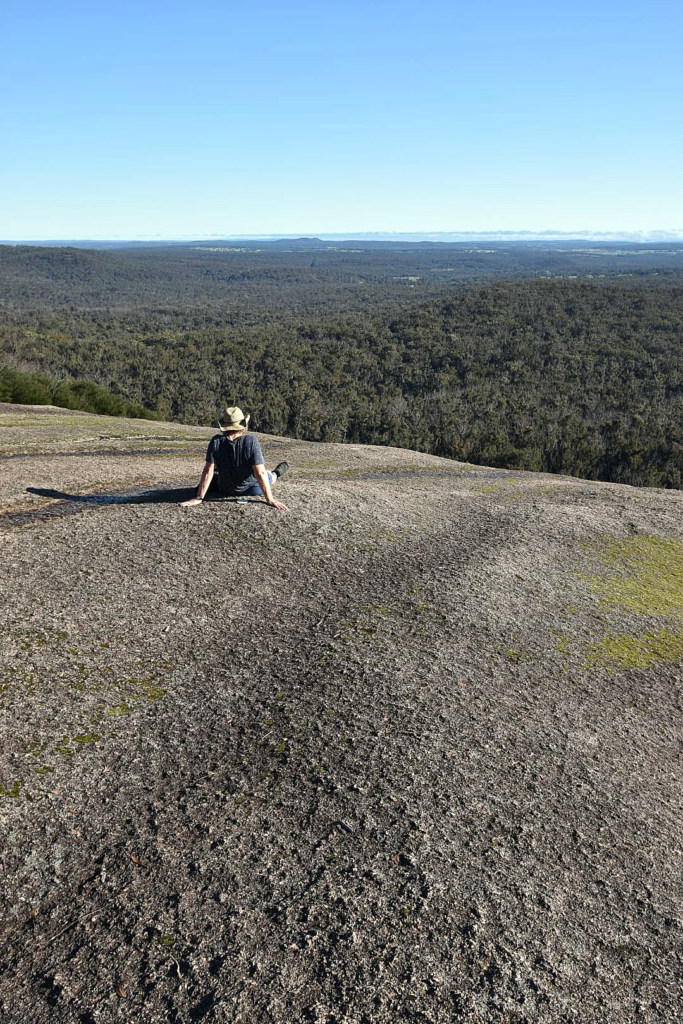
26;485;196;506
0;487;263;529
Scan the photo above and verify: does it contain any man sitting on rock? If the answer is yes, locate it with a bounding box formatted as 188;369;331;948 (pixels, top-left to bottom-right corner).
180;406;288;511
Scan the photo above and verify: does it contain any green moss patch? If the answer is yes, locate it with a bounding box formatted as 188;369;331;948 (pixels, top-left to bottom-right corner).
475;478;521;494
571;534;683;670
587;628;683;669
584;534;683;618
0;780;21;799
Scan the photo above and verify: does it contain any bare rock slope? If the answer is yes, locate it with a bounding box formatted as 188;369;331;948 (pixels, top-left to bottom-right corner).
0;403;681;1023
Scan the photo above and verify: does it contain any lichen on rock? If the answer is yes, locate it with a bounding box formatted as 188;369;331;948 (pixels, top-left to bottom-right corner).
584;533;683;618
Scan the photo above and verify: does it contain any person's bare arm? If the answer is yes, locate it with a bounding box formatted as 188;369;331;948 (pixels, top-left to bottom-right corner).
254;464;287;510
180;461;214;507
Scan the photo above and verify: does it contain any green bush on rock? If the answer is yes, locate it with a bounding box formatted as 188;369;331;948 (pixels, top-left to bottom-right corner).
0;367;160;420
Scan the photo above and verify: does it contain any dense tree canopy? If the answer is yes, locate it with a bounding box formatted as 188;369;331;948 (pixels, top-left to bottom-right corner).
1;243;682;488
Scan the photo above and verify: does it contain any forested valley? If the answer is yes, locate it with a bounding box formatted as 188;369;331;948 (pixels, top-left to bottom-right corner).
1;241;682;488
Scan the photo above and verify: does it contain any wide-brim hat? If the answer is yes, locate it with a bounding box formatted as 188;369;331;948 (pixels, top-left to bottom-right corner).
219;406;250;433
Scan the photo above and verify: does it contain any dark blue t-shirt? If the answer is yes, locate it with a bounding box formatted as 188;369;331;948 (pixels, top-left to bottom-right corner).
206;433;265;495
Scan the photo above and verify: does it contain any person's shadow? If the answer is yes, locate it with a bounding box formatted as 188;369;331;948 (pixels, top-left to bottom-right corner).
25;486;264;508
27;485;194;506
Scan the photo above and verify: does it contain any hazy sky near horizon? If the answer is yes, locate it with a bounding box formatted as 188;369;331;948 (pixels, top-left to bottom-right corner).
1;0;681;239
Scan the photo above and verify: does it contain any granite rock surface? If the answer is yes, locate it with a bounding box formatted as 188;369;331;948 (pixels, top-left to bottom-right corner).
0;404;681;1023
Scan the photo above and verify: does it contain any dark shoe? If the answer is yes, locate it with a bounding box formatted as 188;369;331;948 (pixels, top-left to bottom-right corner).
273;461;289;480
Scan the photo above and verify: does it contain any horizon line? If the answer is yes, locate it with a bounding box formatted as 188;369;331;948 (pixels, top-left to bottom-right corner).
3;228;683;246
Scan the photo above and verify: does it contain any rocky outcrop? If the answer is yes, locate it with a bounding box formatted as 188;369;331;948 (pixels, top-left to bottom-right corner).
1;404;681;1022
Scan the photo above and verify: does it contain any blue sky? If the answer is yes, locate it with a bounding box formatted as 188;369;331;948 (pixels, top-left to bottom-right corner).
1;0;681;239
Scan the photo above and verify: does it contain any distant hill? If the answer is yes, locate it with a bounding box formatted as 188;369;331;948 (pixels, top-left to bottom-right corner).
2;241;683;310
0;245;167;307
